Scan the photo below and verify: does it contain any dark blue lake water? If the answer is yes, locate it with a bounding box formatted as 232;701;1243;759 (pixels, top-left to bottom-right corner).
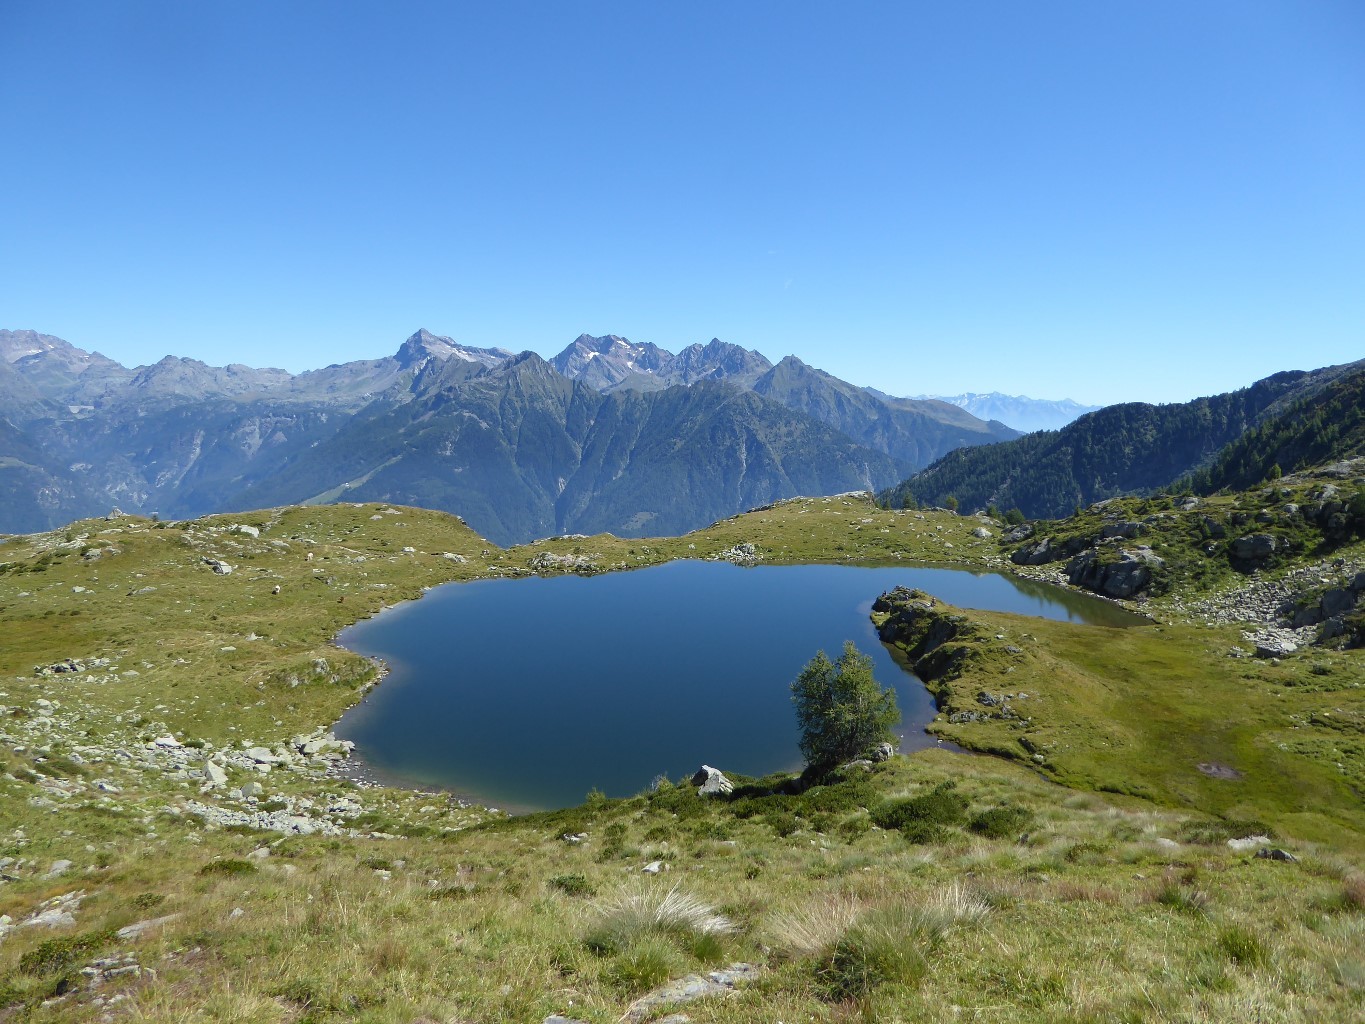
335;561;1142;811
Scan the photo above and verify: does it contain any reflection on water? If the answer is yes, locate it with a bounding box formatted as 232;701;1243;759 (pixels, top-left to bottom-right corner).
336;560;1144;811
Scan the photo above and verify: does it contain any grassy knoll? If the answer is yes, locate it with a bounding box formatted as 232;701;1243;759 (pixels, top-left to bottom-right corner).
873;589;1365;845
0;492;1360;1021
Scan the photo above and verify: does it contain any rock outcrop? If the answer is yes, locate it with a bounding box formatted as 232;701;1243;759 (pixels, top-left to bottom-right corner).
1065;546;1165;599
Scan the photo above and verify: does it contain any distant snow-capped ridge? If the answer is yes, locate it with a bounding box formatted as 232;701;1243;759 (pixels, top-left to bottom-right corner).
914;392;1100;433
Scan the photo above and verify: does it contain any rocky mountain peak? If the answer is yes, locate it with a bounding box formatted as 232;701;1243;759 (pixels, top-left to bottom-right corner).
396;329;513;370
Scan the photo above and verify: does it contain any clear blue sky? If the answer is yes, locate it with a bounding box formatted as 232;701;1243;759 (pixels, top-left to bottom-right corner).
3;1;1362;405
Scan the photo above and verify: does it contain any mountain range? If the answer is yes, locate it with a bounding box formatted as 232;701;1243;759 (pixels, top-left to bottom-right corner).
916;392;1100;433
0;328;1017;543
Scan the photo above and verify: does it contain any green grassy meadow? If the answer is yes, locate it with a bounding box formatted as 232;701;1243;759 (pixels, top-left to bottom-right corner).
0;491;1360;1021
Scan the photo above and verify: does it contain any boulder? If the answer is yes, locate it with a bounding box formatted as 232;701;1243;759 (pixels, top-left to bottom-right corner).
1321;588;1356;618
971;527;992;539
204;761;229;788
691;765;733;796
1004;524;1034;542
1231;534;1277;562
1100;521;1143;540
1066;547;1164;599
1253;635;1297;658
1291;606;1323;629
1255;847;1298;862
116;913;181;940
1319;617;1347;641
867;741;895;762
1200;516;1227;539
1011;537;1054;565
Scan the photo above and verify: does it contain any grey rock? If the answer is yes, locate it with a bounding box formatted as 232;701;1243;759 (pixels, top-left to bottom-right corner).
1100;521;1143;540
1320;617;1346;641
1321;588;1356;618
971;527;992;539
204;761;229;787
1231;534;1277;561
44;859;74;878
1291;605;1323;628
691;764;734;796
1255;847;1298;862
1066;547;1163;599
116;913;180;940
202;557;235;575
1200;516;1227;539
868;741;894;762
623;963;758;1022
1011;537;1055;566
1004;524;1034;542
976;690;1002;707
544;1017;590;1024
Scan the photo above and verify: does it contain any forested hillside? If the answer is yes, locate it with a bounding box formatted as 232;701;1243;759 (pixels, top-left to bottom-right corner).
882;360;1365;517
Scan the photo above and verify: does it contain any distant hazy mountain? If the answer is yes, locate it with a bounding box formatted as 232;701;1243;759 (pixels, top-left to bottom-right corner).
0;327;1009;539
903;391;1100;433
882;359;1365;518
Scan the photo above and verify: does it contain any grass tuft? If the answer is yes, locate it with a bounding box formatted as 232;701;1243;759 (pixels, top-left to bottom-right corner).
584;883;734;955
1216;925;1269;968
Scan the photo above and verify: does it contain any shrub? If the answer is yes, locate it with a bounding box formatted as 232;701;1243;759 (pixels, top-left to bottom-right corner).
20;928;114;976
549;873;596;897
968;805;1033;839
198;858;257;877
870;782;969;833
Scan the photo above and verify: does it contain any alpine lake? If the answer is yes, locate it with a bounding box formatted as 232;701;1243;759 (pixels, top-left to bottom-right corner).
335;560;1145;811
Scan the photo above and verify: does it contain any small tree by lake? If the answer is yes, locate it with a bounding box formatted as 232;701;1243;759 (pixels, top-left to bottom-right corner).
791;641;900;776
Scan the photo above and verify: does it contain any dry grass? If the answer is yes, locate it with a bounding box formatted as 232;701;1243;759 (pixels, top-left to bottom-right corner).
764;893;862;956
